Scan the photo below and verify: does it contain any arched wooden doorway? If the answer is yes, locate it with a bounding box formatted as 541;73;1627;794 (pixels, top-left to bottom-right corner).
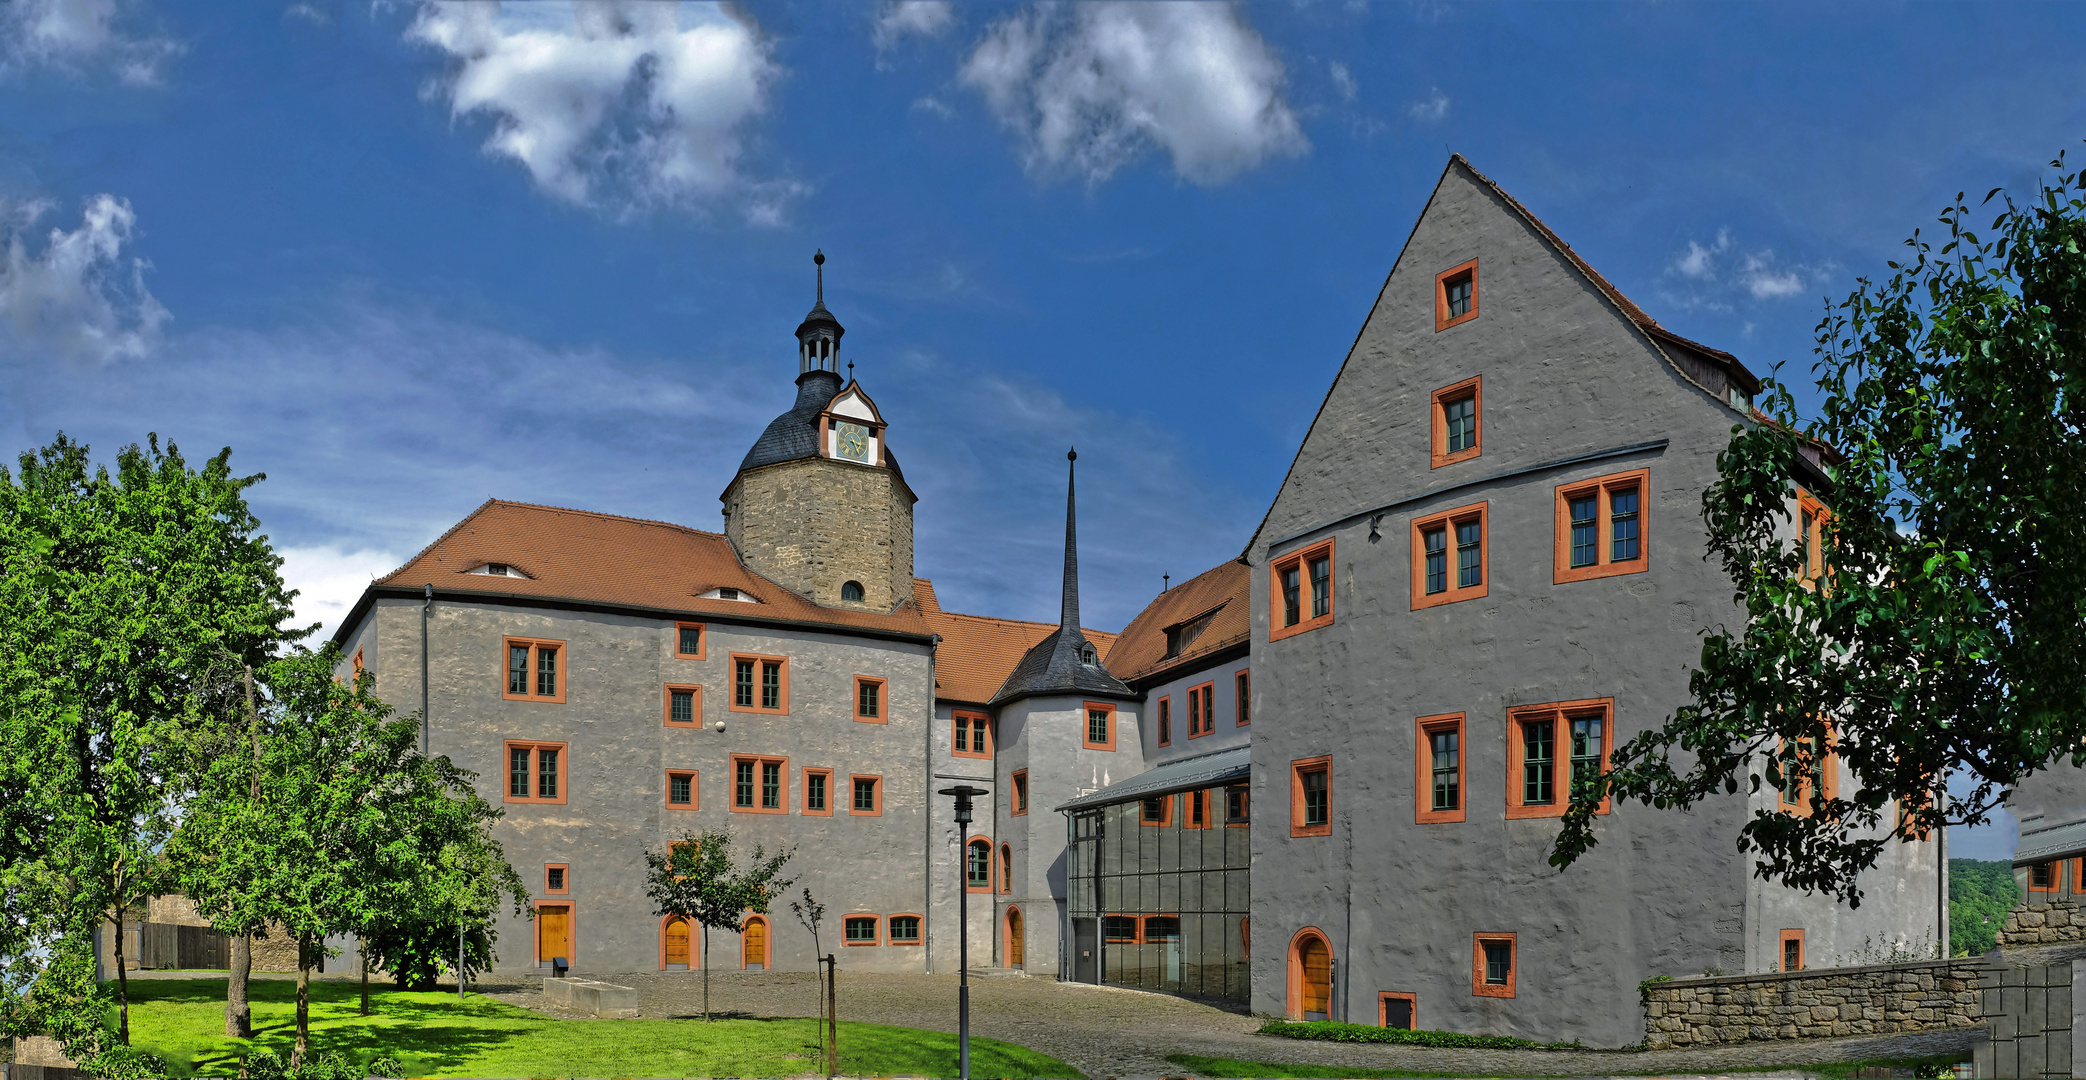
1287;928;1333;1021
742;915;769;970
1004;907;1024;968
662;916;691;970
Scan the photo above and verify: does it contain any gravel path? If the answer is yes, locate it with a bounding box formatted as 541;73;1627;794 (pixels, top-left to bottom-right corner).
479;969;1981;1079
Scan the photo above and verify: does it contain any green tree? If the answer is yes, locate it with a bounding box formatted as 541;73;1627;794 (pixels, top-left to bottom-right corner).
170;645;526;1065
1949;858;2021;956
0;433;296;1056
1555;150;2086;903
643;829;793;1021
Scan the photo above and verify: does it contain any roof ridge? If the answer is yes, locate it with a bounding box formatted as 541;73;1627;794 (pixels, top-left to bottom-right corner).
483;497;726;538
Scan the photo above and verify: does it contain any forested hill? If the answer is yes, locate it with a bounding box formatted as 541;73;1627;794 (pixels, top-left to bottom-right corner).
1951;858;2020;956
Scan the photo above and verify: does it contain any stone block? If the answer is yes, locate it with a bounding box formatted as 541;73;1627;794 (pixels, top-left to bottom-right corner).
542;976;640;1018
1812;1005;1839;1022
2021;911;2047;928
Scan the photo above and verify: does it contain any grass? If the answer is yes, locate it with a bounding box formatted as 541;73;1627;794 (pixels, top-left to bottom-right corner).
1808;1055;1967;1079
121;977;1080;1078
1256;1020;1579;1050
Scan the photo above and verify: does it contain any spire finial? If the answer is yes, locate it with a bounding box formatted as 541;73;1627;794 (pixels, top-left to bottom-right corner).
848;358;854;381
814;249;825;303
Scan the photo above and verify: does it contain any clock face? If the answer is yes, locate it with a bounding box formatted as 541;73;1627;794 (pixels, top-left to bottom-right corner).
835;421;871;462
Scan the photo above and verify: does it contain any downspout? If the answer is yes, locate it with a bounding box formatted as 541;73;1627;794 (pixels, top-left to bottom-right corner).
1937;779;1950;958
1343;814;1355;1023
421;584;433;755
926;633;940;974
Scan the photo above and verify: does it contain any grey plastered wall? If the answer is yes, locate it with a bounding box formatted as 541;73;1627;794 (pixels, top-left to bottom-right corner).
1241;160;1876;1045
355;595;934;975
1000;694;1145;980
928;700;996;972
1140;657;1251;768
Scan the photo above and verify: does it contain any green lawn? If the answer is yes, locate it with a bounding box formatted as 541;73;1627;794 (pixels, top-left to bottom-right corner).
122;978;1080;1078
1166;1054;1470;1078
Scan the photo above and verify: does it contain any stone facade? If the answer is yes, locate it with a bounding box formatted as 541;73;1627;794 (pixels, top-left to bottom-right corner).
723;455;916;613
1641;960;1983;1048
1998;899;2086;946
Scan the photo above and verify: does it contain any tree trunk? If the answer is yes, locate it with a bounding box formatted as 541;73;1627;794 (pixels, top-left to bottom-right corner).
360;936;370;1016
702;926;711;1021
227;933;252;1036
293;934;312;1068
113;912;131;1044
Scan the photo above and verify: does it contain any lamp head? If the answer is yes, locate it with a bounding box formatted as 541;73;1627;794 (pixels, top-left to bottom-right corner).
938;784;990;824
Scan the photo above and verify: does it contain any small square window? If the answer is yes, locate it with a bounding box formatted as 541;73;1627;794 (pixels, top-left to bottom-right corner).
1380;992;1416;1031
1083;703;1116;751
1429;376;1482;468
674;622;704;660
667;771;696;808
545;865;567;894
851;775;881;816
664;684;701;727
1435;260;1479;332
844;915;879;945
1473;932;1516;998
1141;795;1171;826
856;676;885;722
1291;756;1331;837
888;915;922;944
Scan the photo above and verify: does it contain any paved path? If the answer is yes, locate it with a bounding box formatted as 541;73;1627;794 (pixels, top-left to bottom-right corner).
480;969;1980;1079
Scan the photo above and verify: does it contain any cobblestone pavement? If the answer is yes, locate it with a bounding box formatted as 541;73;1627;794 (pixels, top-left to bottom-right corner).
479;969;1980;1079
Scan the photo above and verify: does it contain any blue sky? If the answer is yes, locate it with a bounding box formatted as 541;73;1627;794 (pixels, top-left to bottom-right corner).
5;0;2075;860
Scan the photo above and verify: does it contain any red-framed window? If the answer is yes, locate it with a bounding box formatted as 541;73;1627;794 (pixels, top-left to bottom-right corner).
1187;681;1215;738
2030;861;2063;894
1415;712;1466;825
1156;696;1171;746
1473;932;1516;998
1430;375;1482;468
1011;770;1029;816
730;754;789;814
664;683;702;727
1270;538;1336;641
1186;788;1212;829
849;774;882;816
504;741;567;804
1411;502;1488;610
999;844;1012;894
888;913;923;945
1435;258;1478;333
1506;699;1613;820
665;769;697;810
502;637;566;703
855;676;886;723
953;711;991;758
544;863;569;896
1380;991;1417;1030
1554;469;1649;584
729;653;789;714
1235;670;1250;726
1290;756;1331;838
1140;793;1174;827
1103;914;1140;944
1776;727;1838;817
1083;702;1117;751
1226;784;1250;827
803;768;833;816
674;621;705;660
843;915;880;946
1798;488;1832;588
1780;928;1805;972
966;836;993;894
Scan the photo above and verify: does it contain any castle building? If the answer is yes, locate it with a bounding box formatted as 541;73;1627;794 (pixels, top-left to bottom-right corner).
331;159;1937;1045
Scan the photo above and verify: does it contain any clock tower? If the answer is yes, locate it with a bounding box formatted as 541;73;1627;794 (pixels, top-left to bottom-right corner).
721;252;917;612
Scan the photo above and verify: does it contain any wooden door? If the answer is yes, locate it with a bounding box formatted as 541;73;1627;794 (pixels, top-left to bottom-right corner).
742;917;766;969
664;918;690;967
539;905;571;964
1299;937;1331;1017
1006;909;1024;967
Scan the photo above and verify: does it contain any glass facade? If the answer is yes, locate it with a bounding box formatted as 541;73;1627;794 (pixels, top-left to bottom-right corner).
1067;788;1250;1004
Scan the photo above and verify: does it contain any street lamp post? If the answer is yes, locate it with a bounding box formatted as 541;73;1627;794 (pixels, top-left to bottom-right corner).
938;785;990;1080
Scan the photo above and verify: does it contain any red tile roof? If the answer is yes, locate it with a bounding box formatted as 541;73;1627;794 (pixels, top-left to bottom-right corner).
1104;559;1251;685
915;579;1119;706
375;499;933;637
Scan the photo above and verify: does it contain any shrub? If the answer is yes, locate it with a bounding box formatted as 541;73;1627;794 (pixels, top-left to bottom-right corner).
1256;1019;1580;1050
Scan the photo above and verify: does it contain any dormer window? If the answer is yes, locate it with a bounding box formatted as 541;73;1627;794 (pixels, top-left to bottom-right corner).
467;563;529;578
1080;643;1098;666
720;587;739;600
697;586;759;603
1162;604;1224;660
841;581;865;602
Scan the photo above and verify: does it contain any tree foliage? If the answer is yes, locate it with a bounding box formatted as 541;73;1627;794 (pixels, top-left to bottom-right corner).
1949;859;2020;956
0;433;296;1055
1555;151;2086;903
644;829;793;1021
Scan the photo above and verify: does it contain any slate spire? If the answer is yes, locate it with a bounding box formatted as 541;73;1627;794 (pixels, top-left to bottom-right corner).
987;448;1132;706
1061;448;1080;631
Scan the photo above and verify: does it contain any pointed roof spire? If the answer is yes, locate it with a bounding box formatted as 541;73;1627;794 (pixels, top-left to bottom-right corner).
815;248;825;304
988;448;1132;707
1062;447;1079;630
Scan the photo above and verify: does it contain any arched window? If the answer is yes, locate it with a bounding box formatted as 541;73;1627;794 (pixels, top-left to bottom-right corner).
966;838;992;892
999;843;1012;893
841;580;865;602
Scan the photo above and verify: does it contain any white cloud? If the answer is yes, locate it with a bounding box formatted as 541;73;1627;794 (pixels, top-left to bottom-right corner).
0;194;169;364
1739;251;1804;299
1661;229;1826;310
959;2;1307;186
278;544;403;641
407;1;794;220
1;0;181;83
1328;60;1356;103
1673;228;1732;279
911;94;955;119
873;1;953;53
1405;86;1448;123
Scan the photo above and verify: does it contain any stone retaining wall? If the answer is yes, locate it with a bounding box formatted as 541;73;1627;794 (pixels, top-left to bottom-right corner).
1641;959;1985;1048
1997;898;2086;947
